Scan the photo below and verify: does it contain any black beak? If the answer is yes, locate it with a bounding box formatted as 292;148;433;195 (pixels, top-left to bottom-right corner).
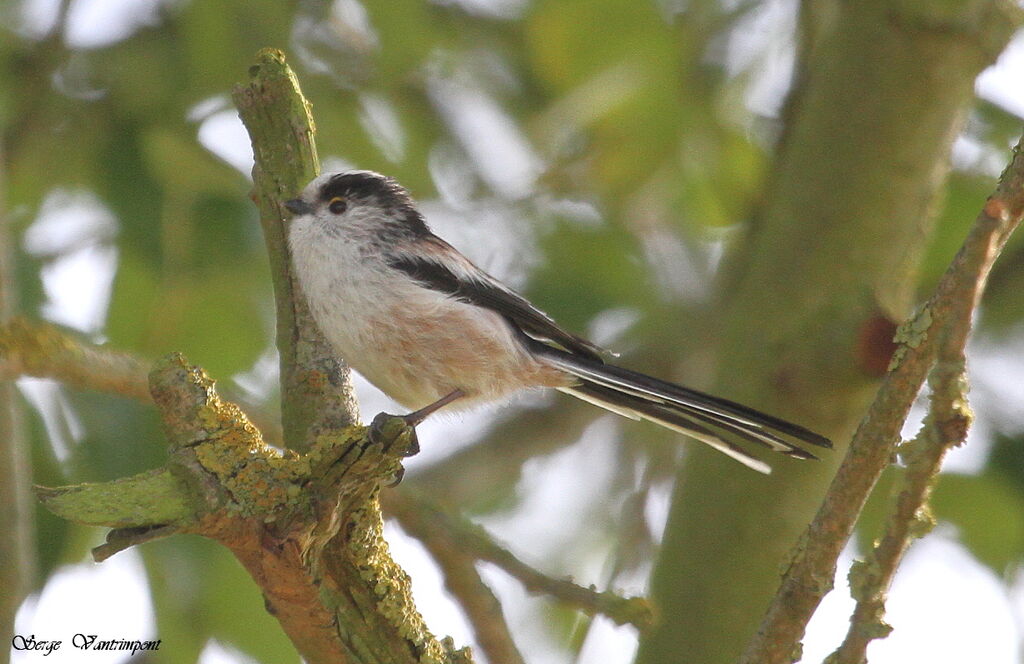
284;198;313;215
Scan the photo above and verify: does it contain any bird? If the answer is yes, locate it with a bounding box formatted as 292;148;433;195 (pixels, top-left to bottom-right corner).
283;170;831;473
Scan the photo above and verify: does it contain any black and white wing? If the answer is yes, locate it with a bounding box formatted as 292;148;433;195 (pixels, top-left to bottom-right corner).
386;235;607;361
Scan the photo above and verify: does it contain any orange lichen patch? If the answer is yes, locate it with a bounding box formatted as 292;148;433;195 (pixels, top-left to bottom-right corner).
303;368;329;390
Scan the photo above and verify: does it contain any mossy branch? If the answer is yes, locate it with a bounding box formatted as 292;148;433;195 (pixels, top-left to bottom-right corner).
824;150;1023;662
740;135;1024;664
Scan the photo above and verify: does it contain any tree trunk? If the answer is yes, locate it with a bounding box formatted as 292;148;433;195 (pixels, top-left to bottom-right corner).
636;3;1018;662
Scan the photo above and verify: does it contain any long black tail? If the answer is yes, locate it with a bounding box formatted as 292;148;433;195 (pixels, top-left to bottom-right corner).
528;341;832;474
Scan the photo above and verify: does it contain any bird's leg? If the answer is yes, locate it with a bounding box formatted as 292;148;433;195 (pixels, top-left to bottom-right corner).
403;389;465;426
367;389;466;481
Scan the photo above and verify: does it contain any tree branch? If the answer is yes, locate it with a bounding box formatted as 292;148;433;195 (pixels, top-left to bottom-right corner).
0;317;282;442
407;397;598;507
0;141;34;664
232;48;358;451
385;489;655;632
740;136;1024;664
38;353;466;664
387;491;527;664
825;154;1022;664
0;317;150;399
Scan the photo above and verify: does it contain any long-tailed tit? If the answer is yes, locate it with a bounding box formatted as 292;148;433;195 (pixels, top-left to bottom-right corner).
284;170;830;473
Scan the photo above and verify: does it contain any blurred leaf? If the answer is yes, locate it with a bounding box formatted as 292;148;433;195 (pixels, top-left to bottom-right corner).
854;467;899;555
141;128;243;198
974;99;1024;153
69;392;166;481
366;0;448;79
931;472;1024;575
97;120;166;262
920;172;996;295
988;431;1024;492
531;219;651;332
105;249;161;351
162;273;269;378
978;240;1024;330
856;465;1024;577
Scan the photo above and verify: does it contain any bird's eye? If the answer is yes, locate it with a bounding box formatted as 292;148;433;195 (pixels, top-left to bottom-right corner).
328;197;347;214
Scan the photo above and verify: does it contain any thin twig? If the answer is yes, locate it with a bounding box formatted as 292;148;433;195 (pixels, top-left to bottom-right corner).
829;362;970;662
739;137;1024;664
827;167;1014;663
94;525;178;563
407;398;594;505
384;489;655;632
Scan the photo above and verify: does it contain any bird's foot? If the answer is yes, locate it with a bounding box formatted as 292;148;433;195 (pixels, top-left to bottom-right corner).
369;412;421;458
368;413;420;487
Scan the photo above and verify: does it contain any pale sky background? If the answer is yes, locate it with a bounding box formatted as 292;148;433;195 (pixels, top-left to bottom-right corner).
10;0;1024;662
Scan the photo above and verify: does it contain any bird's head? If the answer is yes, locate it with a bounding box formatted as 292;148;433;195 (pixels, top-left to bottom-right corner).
284;170;429;240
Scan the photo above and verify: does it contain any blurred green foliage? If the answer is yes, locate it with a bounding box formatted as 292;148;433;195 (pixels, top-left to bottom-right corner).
3;0;1024;661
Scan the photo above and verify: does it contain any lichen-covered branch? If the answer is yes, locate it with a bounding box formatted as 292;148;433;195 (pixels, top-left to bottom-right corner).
37;352;468;664
232;48;358;451
385;489;654;632
639;4;1021;660
826;149;1024;664
739;136;1024;664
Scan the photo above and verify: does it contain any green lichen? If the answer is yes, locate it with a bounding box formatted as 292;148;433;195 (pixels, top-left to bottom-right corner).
888;306;934;371
908;503;936;540
847;556;882;602
865;617;893;639
35;468;194;527
892;306;932;349
344;495;447;664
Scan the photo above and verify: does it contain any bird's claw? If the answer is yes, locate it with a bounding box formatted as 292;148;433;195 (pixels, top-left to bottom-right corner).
384;466;406;487
369;412;421;458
